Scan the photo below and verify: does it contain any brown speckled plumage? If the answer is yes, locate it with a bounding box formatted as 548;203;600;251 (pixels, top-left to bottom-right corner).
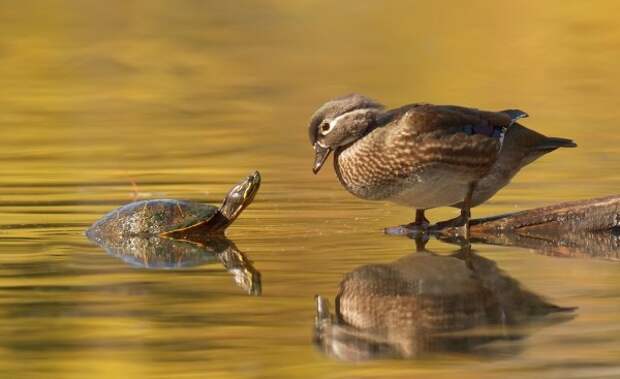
462;123;577;207
309;94;576;227
334;104;507;205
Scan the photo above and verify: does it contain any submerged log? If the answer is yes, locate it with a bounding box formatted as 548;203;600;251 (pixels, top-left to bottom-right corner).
436;195;620;261
467;195;620;234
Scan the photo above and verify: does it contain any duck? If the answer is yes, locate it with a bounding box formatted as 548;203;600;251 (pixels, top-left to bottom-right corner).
308;94;576;234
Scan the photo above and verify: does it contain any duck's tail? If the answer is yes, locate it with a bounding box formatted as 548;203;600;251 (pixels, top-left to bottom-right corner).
534;136;577;152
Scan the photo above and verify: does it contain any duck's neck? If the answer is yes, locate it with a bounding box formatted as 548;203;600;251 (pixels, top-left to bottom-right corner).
333;129;390;201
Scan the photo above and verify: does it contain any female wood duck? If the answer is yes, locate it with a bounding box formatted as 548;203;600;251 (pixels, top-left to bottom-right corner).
308;94;576;234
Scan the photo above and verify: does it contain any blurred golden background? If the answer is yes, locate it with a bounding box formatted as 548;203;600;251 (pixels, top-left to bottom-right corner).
1;1;619;378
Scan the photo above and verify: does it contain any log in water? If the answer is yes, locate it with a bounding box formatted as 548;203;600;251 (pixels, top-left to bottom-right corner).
436;195;620;261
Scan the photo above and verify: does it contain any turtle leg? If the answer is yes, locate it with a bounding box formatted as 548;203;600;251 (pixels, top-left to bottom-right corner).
432;183;476;238
384;209;430;236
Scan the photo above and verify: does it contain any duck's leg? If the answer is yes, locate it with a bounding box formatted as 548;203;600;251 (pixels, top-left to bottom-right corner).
432;183;476;238
413;233;429;252
384;209;430;236
414;209;430;226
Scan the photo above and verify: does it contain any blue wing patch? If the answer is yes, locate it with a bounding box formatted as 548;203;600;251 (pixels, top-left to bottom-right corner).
501;109;529;126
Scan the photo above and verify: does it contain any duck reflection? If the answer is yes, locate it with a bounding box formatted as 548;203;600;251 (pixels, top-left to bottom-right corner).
87;234;261;296
314;241;574;361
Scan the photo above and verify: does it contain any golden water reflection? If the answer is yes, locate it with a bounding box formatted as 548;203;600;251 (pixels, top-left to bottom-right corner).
88;234;261;296
1;1;620;378
315;243;576;361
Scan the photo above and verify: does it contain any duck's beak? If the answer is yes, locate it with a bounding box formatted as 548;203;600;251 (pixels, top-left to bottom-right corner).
312;144;332;174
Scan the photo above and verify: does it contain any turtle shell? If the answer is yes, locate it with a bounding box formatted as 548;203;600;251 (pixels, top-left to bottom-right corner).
86;199;219;242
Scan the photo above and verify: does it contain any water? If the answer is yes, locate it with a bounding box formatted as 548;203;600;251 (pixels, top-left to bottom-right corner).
1;1;620;378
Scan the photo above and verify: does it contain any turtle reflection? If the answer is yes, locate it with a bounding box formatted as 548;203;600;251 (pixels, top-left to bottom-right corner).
88;234;261;296
314;242;575;361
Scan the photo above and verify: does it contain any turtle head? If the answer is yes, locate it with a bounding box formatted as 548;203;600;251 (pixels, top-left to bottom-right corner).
219;171;261;223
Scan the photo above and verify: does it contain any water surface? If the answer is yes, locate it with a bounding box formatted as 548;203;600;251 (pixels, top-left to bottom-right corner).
1;1;620;378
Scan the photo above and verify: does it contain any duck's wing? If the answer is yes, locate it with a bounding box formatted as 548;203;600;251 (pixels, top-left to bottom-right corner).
392;104;522;177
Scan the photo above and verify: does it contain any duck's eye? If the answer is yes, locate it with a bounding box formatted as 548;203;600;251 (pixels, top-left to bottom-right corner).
320;122;332;134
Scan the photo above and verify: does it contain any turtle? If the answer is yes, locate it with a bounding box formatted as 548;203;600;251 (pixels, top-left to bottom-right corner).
86;171;261;242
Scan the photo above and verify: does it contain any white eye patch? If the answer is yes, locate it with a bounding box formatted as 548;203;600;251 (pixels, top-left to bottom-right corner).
320;121;335;135
320;109;370;136
320;112;350;135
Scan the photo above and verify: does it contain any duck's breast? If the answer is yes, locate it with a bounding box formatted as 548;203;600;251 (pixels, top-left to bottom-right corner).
335;131;476;209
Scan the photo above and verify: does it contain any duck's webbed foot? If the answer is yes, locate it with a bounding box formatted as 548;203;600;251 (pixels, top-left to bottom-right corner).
384;210;430;236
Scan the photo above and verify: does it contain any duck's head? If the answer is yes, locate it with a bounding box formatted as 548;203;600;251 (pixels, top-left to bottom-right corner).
308;94;384;174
